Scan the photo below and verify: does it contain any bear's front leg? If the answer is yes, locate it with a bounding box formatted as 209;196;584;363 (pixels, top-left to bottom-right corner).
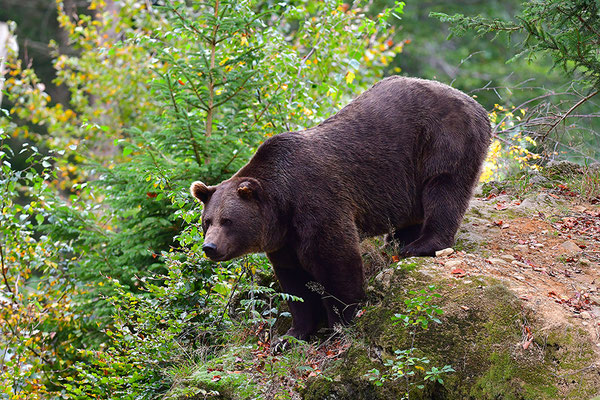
267;246;326;341
299;223;365;329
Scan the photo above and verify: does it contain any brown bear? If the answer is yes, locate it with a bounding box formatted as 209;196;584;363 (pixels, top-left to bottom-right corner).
190;76;491;340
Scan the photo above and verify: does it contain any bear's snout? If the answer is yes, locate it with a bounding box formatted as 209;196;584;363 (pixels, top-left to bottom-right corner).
202;242;220;260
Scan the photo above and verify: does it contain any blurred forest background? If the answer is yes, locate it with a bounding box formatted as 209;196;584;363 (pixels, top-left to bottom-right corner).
0;0;599;399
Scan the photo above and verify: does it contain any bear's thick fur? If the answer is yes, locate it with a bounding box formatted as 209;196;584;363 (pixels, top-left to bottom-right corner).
191;76;491;340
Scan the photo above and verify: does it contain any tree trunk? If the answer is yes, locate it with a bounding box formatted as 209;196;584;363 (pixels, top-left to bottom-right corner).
0;22;18;107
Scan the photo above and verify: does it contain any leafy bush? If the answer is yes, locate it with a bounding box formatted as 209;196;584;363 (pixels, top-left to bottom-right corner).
0;122;84;398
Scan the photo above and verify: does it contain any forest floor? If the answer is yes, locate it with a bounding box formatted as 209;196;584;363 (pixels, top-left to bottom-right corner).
439;182;600;354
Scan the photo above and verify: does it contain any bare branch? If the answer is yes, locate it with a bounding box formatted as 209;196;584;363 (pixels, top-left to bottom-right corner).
0;244;16;303
541;89;600;140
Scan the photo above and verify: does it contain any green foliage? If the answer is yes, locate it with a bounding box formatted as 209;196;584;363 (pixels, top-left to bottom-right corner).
0;121;84;399
391;285;443;330
367;350;455;388
63;249;260;398
146;0;403;183
431;1;600;110
434;1;600;89
237;278;304;331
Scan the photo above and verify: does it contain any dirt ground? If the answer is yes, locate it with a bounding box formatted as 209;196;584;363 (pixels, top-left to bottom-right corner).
432;187;600;354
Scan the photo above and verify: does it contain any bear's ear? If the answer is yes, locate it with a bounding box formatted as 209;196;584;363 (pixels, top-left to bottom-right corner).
190;181;216;203
237;179;261;201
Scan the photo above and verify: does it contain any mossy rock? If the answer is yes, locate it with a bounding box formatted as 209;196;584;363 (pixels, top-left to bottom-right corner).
302;265;600;399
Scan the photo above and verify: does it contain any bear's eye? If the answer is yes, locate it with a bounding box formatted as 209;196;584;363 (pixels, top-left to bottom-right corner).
220;218;233;227
204;218;212;228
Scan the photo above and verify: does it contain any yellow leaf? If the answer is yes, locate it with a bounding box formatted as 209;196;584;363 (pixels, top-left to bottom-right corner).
345;70;355;85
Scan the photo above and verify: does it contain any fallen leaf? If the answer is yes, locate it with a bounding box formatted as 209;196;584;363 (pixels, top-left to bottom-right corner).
451;268;466;277
495;202;509;210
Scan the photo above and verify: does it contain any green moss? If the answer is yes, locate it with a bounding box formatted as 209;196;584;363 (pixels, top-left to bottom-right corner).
397;260;421;272
302;377;333;400
469;206;486;218
471;352;558;399
188;368;256;399
480;174;535;198
486;207;520;220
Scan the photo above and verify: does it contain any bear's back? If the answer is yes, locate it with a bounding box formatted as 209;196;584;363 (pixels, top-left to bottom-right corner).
238;77;490;235
316;76;489;142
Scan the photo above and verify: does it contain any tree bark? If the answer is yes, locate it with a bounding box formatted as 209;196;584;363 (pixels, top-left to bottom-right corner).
0;22;19;108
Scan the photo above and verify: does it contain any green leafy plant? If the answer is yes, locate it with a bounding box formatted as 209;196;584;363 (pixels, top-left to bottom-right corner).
391;285;444;330
365;285;454;399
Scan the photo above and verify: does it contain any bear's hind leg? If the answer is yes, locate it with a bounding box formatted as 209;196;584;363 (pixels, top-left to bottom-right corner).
402;174;471;257
385;224;423;250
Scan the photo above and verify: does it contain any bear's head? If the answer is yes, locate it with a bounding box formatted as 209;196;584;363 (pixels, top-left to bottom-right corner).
190;178;265;261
